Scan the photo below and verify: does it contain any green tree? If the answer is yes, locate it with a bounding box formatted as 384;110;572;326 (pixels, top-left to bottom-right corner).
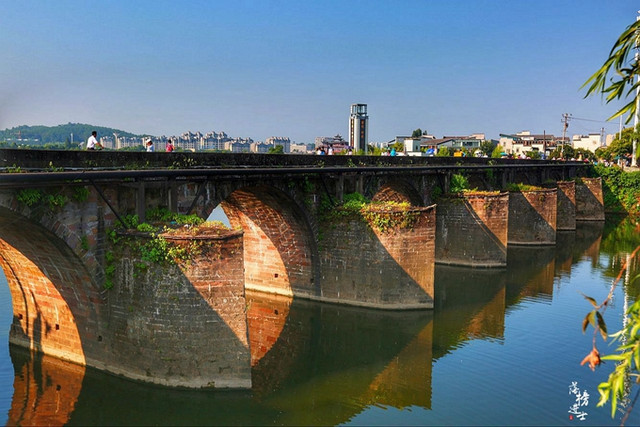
411;128;423;138
436;146;452;157
267;145;284;154
582;18;640;124
582;17;640;165
480;140;496;156
391;141;404;152
491;145;504;158
599;126;640;161
525;150;542;160
580;16;640;423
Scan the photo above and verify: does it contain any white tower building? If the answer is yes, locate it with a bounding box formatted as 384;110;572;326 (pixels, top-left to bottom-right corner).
349;104;368;153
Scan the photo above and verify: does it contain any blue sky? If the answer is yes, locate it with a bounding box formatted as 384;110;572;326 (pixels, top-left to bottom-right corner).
1;1;638;143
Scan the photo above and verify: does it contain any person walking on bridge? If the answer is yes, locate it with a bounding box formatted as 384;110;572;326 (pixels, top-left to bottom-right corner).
86;131;98;150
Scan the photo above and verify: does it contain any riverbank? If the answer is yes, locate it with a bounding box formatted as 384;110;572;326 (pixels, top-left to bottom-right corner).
593;164;640;216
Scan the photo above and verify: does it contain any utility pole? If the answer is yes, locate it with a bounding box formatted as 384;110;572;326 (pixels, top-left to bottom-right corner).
561;113;571;158
633;9;640;167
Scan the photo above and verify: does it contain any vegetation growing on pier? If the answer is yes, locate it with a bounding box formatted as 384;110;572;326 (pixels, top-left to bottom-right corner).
104;208;232;289
319;192;421;233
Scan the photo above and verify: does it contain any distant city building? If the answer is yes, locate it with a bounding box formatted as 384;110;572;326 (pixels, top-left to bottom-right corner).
316;134;349;153
202;131;231;151
265;136;291;153
251;141;272;153
440;135;485;151
290;143;310;154
349;104;368;152
225;138;253;153
499;131;564;157
572;133;604;153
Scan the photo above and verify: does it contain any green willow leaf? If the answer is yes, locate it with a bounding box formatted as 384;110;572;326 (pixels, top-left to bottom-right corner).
582;293;599;308
596;311;608;340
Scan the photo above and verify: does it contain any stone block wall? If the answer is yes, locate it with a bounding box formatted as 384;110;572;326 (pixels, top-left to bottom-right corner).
576;177;605;221
556;181;576;230
435;192;509;267
104;229;251;388
316;206;435;309
508;189;557;245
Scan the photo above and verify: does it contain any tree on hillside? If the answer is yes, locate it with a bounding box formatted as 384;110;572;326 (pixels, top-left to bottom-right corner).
582;17;640;165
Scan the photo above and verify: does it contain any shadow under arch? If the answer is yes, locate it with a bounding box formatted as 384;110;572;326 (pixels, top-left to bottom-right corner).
220;185;317;298
371;179;423;206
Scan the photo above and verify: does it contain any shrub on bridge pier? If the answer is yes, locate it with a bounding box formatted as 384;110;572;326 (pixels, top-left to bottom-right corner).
319;192;422;233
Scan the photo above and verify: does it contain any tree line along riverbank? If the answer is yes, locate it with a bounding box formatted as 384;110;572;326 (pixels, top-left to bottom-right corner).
593;164;640;216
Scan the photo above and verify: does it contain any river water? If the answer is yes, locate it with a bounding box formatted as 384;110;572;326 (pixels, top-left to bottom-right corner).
0;218;639;426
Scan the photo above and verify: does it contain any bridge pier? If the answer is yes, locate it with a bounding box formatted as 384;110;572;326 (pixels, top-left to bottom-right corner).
555;181;577;231
576;177;605;221
104;228;251;389
435;192;509;267
507;188;557;245
315;206;436;309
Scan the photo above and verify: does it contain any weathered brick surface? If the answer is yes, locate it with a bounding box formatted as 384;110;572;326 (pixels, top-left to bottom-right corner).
436;193;509;267
576;177;605;221
316;206;435;309
0;208;103;368
556;181;576;230
508;189;557;245
371;181;423;205
105;230;251;388
221;186;315;297
0;168;594;389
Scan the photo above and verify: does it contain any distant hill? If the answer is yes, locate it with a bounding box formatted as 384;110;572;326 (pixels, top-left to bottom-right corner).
0;123;141;144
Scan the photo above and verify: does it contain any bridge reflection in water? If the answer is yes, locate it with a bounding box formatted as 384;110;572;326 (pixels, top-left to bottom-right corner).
3;221;613;425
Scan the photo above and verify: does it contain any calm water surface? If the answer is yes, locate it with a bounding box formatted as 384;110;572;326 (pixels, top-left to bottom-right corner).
0;218;639;426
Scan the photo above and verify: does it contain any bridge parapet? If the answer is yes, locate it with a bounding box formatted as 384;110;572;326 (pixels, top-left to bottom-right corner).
0;147;590;171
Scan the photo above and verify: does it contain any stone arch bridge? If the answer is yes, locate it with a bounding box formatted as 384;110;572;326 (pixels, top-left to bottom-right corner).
0;149;593;389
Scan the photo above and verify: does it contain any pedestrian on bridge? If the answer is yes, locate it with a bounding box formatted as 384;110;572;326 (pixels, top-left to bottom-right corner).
86;131;98;150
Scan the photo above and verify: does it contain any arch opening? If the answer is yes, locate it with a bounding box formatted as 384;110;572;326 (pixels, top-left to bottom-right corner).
371;180;423;206
0;208;102;368
220;185;315;298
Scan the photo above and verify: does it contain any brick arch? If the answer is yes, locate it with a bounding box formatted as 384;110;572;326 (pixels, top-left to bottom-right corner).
0;207;103;369
220;185;315;297
371;180;423;205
